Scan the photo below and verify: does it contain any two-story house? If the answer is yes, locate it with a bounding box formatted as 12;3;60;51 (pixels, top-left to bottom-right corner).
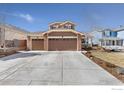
27;21;85;51
99;29;123;50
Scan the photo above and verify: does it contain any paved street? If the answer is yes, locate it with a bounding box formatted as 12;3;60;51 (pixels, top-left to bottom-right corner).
0;51;123;85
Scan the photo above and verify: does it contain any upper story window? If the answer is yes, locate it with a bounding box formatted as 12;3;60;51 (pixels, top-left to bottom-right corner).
49;21;75;30
50;25;59;29
102;30;118;37
110;32;117;37
64;24;74;29
64;24;71;29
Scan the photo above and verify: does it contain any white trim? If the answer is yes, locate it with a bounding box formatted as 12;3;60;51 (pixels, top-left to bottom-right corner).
48;36;77;39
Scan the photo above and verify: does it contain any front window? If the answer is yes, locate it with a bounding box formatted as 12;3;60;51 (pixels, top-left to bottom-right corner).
116;40;123;46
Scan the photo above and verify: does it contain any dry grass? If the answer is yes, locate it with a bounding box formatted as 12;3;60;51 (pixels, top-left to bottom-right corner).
91;50;124;68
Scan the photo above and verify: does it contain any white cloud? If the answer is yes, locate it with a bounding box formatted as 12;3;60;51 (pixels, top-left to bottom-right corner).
19;14;34;23
0;12;34;23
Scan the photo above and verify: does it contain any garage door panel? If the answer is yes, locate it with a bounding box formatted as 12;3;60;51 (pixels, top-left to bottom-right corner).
32;39;44;50
48;39;77;51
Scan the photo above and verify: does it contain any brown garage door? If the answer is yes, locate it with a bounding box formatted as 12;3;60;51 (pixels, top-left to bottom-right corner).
48;38;77;51
32;39;44;50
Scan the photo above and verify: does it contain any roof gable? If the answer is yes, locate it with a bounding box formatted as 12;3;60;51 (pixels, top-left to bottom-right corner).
49;21;75;27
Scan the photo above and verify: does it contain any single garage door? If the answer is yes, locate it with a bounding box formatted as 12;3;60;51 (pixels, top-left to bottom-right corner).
32;39;44;50
48;38;77;51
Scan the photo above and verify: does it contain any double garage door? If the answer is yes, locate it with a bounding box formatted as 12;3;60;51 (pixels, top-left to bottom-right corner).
48;38;77;51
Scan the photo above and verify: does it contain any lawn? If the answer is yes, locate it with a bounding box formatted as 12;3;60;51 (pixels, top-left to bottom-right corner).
91;50;124;68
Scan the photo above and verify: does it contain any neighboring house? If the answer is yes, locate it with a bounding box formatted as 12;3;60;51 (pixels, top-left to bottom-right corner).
0;24;28;51
99;29;124;50
0;21;85;51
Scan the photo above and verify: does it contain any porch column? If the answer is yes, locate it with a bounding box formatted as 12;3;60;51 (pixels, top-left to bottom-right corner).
44;33;48;51
100;41;102;46
77;34;82;51
104;40;106;46
119;40;122;46
110;40;112;46
27;36;32;50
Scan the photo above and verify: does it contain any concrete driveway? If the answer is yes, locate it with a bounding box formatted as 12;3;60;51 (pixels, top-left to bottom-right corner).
0;51;123;85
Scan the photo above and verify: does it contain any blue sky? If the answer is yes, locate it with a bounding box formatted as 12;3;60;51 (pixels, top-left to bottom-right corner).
1;3;124;33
